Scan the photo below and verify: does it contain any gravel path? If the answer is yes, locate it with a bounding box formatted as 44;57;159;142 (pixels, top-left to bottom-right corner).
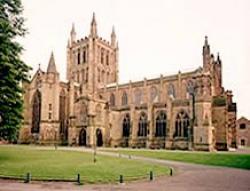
0;147;249;191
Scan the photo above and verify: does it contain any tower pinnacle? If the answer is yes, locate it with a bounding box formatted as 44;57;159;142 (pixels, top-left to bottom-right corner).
217;52;221;64
111;26;116;47
205;36;208;46
90;12;98;37
70;23;76;43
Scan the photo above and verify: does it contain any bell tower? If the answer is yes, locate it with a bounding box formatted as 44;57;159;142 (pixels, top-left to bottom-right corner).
66;13;119;95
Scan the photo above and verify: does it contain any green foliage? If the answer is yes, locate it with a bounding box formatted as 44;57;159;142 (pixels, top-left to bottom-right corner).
106;149;250;169
0;146;168;183
0;0;31;141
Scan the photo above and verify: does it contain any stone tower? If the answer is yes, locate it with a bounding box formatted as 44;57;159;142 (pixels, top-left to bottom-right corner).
66;13;119;95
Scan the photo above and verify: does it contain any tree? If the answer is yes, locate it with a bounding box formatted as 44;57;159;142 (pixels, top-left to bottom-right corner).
0;0;31;141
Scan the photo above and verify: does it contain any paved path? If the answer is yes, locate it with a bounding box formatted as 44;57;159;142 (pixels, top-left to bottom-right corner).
0;147;250;191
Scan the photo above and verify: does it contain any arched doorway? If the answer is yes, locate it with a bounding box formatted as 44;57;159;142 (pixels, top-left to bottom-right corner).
31;90;41;134
79;128;87;146
96;128;103;147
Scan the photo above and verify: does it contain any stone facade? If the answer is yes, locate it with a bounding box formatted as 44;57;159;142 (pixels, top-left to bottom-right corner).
19;14;237;151
236;117;250;147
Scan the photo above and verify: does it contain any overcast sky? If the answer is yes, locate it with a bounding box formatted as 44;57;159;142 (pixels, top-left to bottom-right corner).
20;0;250;119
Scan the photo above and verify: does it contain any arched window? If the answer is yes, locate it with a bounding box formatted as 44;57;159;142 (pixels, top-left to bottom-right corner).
106;54;109;65
134;89;143;105
97;68;100;82
110;93;115;106
101;49;104;64
155;111;167;137
31;90;41;133
101;70;105;82
77;50;80;65
150;86;158;102
174;111;190;138
168;83;176;99
107;72;110;83
138;112;148;137
86;67;88;82
122;91;128;106
83;50;86;63
59;90;67;139
122;114;130;137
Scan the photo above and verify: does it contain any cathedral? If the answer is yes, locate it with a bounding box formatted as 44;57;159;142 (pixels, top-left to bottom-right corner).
19;14;237;151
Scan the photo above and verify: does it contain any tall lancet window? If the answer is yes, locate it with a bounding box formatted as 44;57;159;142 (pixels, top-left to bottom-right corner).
174;110;190;138
31;90;41;134
138;112;148;137
155;111;167;137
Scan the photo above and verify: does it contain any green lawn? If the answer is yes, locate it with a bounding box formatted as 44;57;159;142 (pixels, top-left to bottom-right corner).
101;149;250;170
0;145;169;183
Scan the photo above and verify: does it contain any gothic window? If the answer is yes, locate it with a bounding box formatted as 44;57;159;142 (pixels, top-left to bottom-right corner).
86;67;88;82
101;49;104;64
97;68;100;82
31;90;41;134
167;83;176;99
122;91;128;106
59;90;66;135
110;93;115;107
106;54;109;65
174;110;190;138
134;89;143;105
83;50;86;63
107;72;110;83
77;50;80;65
150;86;158;103
101;70;105;82
155;111;167;137
49;104;52;111
138;112;148;137
122;114;130;137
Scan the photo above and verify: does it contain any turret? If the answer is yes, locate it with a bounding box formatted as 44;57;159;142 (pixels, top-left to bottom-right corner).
217;52;221;65
215;52;223;95
202;36;211;72
70;23;76;43
90;13;97;38
111;26;116;47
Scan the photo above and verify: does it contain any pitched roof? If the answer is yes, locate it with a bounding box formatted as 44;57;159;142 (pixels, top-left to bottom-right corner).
47;52;57;73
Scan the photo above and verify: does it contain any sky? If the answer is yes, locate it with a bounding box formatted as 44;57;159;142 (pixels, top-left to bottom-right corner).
20;0;250;119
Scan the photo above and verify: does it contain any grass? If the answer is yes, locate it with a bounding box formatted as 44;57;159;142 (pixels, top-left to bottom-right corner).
101;149;250;170
0;145;169;183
